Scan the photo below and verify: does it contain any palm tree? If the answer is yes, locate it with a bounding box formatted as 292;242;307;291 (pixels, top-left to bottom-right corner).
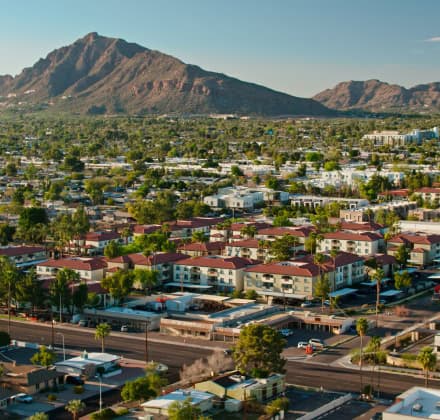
356;317;369;395
28;413;49;420
191;230;208;243
240;225;257;239
0;256;20;336
95;323;111;352
65;399;85;420
133;268;159;295
370;268;384;328
417;346;437;387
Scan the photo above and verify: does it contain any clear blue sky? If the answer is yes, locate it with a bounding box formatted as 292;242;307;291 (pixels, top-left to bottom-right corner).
1;0;440;97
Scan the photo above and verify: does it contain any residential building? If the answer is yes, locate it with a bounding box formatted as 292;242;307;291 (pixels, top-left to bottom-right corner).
0;246;47;268
387;233;440;267
142;389;214;416
177;241;225;257
36;257;107;281
69;231;132;255
317;231;383;256
414;187;440;203
195;371;285;403
362;127;439;146
203;187;264;210
225;239;268;261
290;195;368;210
172;256;256;292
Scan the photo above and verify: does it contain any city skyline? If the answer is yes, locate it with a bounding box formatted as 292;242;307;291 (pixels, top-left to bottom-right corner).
1;0;440;97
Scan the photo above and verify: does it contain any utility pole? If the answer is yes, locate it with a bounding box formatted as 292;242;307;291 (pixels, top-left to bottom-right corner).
59;294;62;324
51;313;55;348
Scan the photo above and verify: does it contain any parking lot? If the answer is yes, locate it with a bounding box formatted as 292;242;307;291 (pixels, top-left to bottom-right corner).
283;328;336;357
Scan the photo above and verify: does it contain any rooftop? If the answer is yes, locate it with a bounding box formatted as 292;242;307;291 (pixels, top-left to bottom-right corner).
385;387;440;418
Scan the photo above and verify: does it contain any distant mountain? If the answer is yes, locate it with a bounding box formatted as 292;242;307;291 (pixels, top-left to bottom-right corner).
313;79;440;112
0;33;333;117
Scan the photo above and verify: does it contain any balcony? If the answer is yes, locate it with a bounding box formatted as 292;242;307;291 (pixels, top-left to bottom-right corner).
207;269;218;276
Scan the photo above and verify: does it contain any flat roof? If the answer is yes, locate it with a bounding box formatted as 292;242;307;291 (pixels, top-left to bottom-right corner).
193;294;231;302
142;389;213;409
165;282;213;289
386;387;440;418
329;288;357;298
256;290;307;300
380;289;403;297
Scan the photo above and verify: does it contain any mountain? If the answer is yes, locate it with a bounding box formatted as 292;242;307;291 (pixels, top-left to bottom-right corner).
313;79;440;112
0;33;333;116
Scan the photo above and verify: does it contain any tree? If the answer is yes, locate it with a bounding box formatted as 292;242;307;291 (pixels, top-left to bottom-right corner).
265;397;289;416
0;223;15;246
394;245;409;269
65;399;85;420
191;230;208;243
101;270;134;305
104;240;122;258
133;268;159;294
240;225;257;239
16;268;47;315
417;346;437;387
168;398;202;420
121;371;167;401
244;289;258;300
0;331;11;346
314;273;330;311
370;268;384;327
31;345;56;368
394;270;412;290
233;324;286;378
0;256;20;335
180;350;234;383
72;283;88;313
17;207;48;242
270;234;296;261
27;413;49;420
95;323;111;352
71;205;90;235
356;318;369;395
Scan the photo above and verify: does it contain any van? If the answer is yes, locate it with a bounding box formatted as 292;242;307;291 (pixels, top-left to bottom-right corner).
120;325;129;332
308;338;325;348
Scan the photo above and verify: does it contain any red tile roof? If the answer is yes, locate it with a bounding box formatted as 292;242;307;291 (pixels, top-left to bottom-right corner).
178;242;226;252
231;222;272;232
295;251;363;268
0;246;45;257
340;221;384;232
167;217;224;229
85;231;120;241
368;254;396;265
132;225;161;235
323;231;382;242
389;233;440;245
245;261;320;277
415;187;440;194
226;239;260;249
176;256;257;270
258;226;314;238
134;252;189;266
37;257;107;271
378;189;409;197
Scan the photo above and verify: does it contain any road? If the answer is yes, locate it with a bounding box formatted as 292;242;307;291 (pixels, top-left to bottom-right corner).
2;320;434;399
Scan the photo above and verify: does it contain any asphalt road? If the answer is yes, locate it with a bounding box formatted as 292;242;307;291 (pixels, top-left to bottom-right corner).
2;320;434;399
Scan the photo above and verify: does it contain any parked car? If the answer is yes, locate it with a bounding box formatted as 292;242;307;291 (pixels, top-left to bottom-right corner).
65;375;84;385
297;341;309;349
78;320;87;327
15;393;33;403
309;338;325;348
223;348;233;356
301;301;314;308
280;328;293;337
120;325;129;332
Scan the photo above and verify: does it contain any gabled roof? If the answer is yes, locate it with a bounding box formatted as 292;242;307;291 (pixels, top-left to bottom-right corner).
134;252;189;266
132;224;161;235
226;239;260;249
0;246;45;257
245;261;321;277
178;242;226;252
167;217;224;229
258;226;314;238
230;221;272;232
340;221;384;232
415;187;440;194
85;231;120;241
389;233;440;245
176;256;257;270
37;257;107;271
323;231;382;242
295;251;364;268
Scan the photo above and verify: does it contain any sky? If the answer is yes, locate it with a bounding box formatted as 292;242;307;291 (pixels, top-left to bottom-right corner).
1;0;440;97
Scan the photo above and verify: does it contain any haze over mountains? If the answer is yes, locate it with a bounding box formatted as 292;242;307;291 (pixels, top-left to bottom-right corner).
0;33;333;117
313;79;440;112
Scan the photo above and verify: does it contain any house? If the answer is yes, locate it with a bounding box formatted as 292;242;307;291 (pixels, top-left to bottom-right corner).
0;246;47;268
132;224;161;237
414;187;440;203
166;217;224;239
177;241;225;257
317;231;383;256
195;371;285;403
387;233;440;267
255;226;314;252
36;257;107;282
171;256;257;292
69;231;132;255
55;352;121;378
142;389;214;416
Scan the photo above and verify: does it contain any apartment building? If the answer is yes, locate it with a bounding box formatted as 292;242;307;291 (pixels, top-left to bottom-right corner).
317;231;383;256
36;257;107;282
0;246;47;268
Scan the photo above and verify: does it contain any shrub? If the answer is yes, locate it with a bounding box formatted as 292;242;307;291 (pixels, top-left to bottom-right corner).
90;407;116;420
47;394;57;402
115;407;129;416
74;385;84;394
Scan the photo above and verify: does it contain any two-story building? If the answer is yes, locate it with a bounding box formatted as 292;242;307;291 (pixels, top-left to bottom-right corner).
36;257;107;282
0;246;47;268
224;239;268;261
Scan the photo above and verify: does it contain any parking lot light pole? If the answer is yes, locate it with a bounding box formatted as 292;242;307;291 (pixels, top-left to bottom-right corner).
56;332;65;360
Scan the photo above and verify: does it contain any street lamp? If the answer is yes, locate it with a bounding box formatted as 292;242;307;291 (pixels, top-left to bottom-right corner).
145;320;150;365
56;332;65;361
95;374;102;413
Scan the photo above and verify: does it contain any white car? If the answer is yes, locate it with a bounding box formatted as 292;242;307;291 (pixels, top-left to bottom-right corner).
15;393;33;403
297;341;309;349
120;325;129;332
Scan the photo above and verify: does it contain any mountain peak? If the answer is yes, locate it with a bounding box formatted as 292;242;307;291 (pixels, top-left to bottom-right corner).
0;34;333;117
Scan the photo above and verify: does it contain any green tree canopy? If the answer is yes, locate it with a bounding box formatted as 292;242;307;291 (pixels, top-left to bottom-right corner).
31;345;56;368
101;270;134;305
167;398;202;420
95;323;111;352
233;324;286;378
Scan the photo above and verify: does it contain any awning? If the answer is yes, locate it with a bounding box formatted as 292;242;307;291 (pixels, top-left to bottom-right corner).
429;273;440;279
329;288;357;298
256;290;307;300
360;278;391;287
164;282;212;289
396;268;418;275
380;289;403;297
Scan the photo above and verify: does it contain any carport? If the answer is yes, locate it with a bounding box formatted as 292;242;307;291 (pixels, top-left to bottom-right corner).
329;288;357;299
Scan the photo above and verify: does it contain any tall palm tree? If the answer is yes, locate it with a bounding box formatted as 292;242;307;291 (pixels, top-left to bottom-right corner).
0;256;20;336
240;225;257;239
417;346;437;387
356;317;369;395
370;268;384;328
191;230;208;243
65;399;85;420
95;323;111;352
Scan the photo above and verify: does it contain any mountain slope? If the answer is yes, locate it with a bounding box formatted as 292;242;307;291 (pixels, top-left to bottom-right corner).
0;33;333;116
313;79;440;111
